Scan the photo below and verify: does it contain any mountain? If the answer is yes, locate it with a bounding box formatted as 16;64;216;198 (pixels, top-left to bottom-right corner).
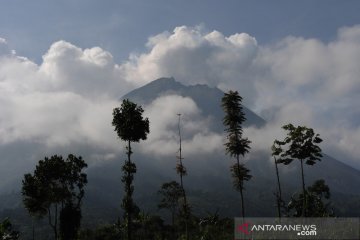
123;77;266;130
121;77;360;213
1;77;360;238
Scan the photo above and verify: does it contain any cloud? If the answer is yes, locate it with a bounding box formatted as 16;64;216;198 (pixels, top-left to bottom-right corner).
251;25;360;168
0;38;131;189
118;25;259;106
39;40;134;98
115;25;360;168
140;95;223;156
1;24;360;190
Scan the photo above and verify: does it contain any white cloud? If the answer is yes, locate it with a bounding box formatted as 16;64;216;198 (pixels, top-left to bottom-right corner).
1;24;360;188
0;40;129;150
115;25;360;168
252;25;360;168
39;40;133;98
118;26;259;106
141;95;223;156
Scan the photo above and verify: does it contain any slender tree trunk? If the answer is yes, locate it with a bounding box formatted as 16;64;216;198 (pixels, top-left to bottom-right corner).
177;114;189;240
171;210;175;240
48;205;58;240
32;217;35;240
274;157;282;218
300;159;306;217
127;140;132;240
179;160;189;240
239;187;245;220
236;155;245;219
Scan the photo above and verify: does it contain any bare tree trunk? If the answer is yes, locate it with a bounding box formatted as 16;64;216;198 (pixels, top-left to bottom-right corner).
274;157;283;218
236;155;246;219
48;204;58;240
127;140;132;240
177;114;189;240
300;159;306;217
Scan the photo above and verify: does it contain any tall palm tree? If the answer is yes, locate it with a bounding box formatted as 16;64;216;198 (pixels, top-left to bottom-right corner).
221;90;252;219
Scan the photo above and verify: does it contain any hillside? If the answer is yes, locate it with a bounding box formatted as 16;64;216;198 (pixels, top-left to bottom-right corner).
1;77;360;239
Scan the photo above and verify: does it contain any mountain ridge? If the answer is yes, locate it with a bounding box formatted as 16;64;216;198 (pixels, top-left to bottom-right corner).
121;77;360;196
122;77;266;129
1;77;359;238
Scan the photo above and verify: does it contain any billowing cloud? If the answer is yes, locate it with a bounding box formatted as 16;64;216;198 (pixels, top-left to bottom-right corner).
116;25;360;169
1;24;360;190
141;95;223;156
0;39;129;189
252;25;360;168
118;25;259;106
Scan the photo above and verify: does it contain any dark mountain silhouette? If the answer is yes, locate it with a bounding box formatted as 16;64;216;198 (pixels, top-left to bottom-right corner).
122;77;266;130
1;77;360;237
120;77;360;215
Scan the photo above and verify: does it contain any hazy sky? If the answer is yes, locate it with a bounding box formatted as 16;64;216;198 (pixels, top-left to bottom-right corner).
1;0;360;62
1;1;360;190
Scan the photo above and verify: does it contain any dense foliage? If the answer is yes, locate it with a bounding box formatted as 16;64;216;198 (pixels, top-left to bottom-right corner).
22;154;87;239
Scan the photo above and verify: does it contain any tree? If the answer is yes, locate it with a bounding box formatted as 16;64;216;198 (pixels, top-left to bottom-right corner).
273;124;322;217
22;154;87;240
175;113;190;239
60;202;82;240
198;211;233;240
158;181;183;237
112;99;150;240
271;141;286;218
288;179;334;217
221;90;251;218
0;218;19;240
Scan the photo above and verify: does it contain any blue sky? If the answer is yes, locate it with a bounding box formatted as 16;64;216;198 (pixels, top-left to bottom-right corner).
0;1;360;188
1;0;360;62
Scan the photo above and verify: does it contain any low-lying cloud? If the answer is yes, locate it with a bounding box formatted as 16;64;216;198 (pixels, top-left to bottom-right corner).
141;95;223;156
0;24;359;190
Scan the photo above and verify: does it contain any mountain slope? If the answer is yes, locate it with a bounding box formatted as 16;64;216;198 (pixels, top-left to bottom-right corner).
122;77;266;129
1;77;360;238
120;77;360;211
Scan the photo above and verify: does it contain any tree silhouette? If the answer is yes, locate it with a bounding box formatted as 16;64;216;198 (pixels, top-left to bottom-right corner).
158;181;182;238
221;90;251;218
288;179;334;217
22;154;87;240
112;99;149;240
175;113;190;239
273;124;322;217
0;218;19;240
271;141;286;218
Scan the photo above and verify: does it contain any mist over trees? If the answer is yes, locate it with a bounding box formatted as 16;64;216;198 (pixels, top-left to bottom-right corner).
1;83;356;240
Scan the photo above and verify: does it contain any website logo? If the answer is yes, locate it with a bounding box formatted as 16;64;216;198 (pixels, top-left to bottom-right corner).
236;222;252;235
234;218;360;240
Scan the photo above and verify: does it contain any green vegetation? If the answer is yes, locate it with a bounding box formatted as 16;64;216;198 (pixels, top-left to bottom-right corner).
158;181;182;238
221;90;252;218
175;114;190;240
273;124;323;217
2;90;354;239
21;154;87;240
0;218;19;240
112;99;150;240
288;179;334;217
